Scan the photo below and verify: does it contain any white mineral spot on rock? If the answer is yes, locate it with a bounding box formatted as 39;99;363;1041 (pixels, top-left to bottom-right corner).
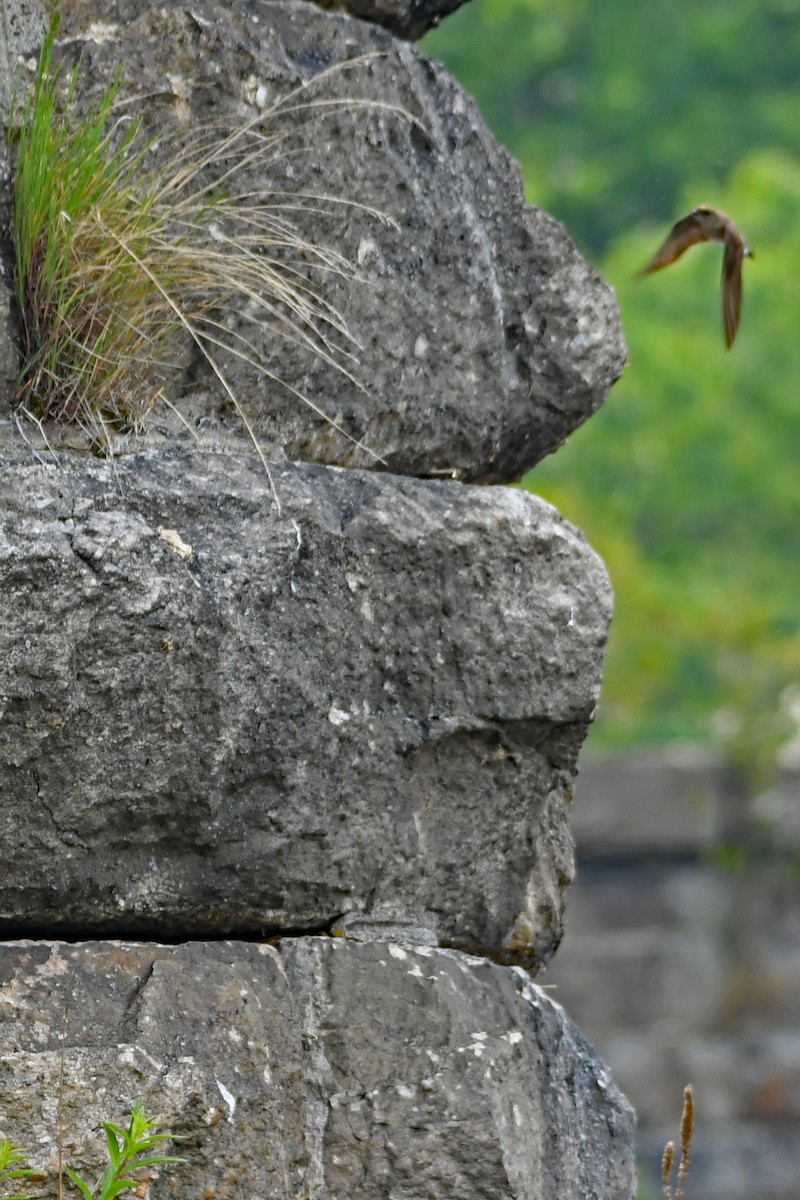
85;21;119;43
388;946;407;960
157;526;192;559
503;1030;523;1045
216;1079;236;1122
414;334;429;358
396;1083;415;1099
328;706;350;726
166;73;190;100
357;238;379;266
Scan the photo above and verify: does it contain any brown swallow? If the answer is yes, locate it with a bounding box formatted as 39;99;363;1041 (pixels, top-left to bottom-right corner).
640;205;754;348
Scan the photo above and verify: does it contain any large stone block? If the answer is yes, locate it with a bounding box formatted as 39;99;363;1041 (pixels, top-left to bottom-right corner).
1;0;625;482
0;438;611;965
0;938;636;1199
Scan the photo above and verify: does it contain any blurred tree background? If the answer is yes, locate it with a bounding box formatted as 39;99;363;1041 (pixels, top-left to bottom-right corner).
424;0;800;766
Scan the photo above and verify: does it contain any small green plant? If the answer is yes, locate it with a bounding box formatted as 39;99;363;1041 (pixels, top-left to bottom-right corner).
0;1103;183;1200
661;1084;694;1200
10;4;395;487
0;1139;39;1200
65;1103;184;1200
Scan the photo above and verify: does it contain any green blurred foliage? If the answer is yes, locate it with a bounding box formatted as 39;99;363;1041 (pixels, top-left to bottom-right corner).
530;150;800;761
423;0;800;258
423;4;800;764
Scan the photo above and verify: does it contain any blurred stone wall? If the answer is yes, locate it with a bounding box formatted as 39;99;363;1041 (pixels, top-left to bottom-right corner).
544;748;800;1200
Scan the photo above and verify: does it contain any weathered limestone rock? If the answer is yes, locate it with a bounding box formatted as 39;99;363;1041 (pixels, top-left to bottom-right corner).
0;6;634;1189
0;0;45;117
0;938;637;1199
309;0;470;41
0;436;611;967
0;0;625;482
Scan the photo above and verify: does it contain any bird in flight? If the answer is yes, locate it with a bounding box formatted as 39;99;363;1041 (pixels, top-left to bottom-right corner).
640;206;754;348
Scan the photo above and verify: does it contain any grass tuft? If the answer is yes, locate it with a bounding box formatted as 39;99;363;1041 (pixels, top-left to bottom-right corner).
10;5;401;489
0;1137;40;1200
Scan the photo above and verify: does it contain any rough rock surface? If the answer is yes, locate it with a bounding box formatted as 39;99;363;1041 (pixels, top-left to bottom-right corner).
0;0;626;482
0;937;637;1200
310;0;470;41
0;5;635;1189
0;0;45;117
0;280;16;408
0;435;611;966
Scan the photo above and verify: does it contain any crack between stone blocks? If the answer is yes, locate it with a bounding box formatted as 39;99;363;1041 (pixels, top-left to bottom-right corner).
119;959;155;1041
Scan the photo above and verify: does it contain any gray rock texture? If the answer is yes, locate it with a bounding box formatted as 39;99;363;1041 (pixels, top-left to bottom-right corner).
309;0;470;40
0;937;637;1200
0;280;16;410
0;5;634;1191
1;0;626;482
0;0;45;118
0;436;611;967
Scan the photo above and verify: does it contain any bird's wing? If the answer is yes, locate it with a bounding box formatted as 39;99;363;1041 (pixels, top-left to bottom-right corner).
721;239;744;348
639;213;710;275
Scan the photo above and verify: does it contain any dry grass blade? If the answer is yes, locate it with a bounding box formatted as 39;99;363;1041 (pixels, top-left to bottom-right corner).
98;215;283;511
661;1085;694;1200
676;1084;694;1200
661;1139;675;1200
